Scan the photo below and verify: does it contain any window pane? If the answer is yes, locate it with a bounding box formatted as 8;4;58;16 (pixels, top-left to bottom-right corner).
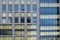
2;0;7;4
27;12;31;17
2;17;7;23
15;37;25;40
32;0;37;4
15;17;18;23
2;5;6;11
33;5;37;11
33;17;37;23
15;24;24;29
8;5;12;11
8;0;12;4
40;19;57;26
9;13;12;17
27;5;31;11
21;12;25;17
27;25;37;29
0;29;12;35
14;5;18;11
26;0;31;4
40;0;57;3
20;0;24;4
21;17;25;23
21;5;25;11
8;17;12;23
14;0;18;4
3;13;7;17
14;12;19;17
33;12;37;17
40;7;57;15
27;37;37;40
27;17;31;23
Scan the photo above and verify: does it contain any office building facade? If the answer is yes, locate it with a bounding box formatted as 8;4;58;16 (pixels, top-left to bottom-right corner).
0;0;60;40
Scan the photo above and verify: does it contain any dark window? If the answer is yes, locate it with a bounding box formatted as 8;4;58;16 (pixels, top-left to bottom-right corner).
21;5;25;11
8;5;12;11
21;17;25;23
0;29;12;35
27;17;31;23
2;5;6;11
14;5;18;11
15;17;18;23
27;5;31;11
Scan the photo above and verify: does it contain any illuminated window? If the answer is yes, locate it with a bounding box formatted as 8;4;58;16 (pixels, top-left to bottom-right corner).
26;0;31;4
2;0;7;4
21;12;25;17
8;17;12;23
14;0;18;4
2;17;7;23
3;13;7;17
8;0;12;4
33;12;37;17
9;13;12;17
27;12;31;17
14;12;19;17
20;0;24;4
32;0;37;4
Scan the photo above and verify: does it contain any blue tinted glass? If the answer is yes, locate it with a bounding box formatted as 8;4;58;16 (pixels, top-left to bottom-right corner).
33;5;37;11
40;7;57;15
27;5;31;11
2;5;6;11
8;5;12;11
40;30;57;32
21;5;25;11
33;17;37;23
40;0;57;3
40;19;57;26
14;5;18;11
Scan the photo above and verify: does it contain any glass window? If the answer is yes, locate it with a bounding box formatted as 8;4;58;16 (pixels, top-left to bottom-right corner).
33;5;37;11
8;0;12;4
2;5;6;11
21;12;25;17
32;0;37;4
40;19;57;26
27;17;31;23
14;12;19;17
2;0;7;4
27;37;37;40
40;7;57;15
3;13;7;17
27;25;37;29
21;17;25;23
40;0;57;3
27;5;31;11
27;12;31;17
8;17;12;23
14;5;18;11
33;12;37;17
9;13;12;17
33;17;37;23
2;17;7;23
26;0;31;4
8;5;12;11
15;17;18;23
21;5;25;11
14;0;18;4
20;0;24;4
0;29;12;35
0;24;12;29
15;24;24;29
15;37;25;40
